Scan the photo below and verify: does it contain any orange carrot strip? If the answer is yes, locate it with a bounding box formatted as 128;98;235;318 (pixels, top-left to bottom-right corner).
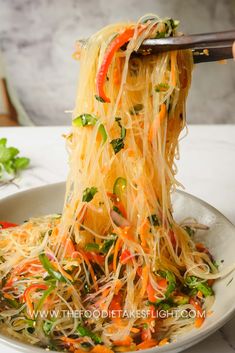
159;338;169;346
137;338;158;350
190;298;205;328
79;250;98;291
148;103;166;142
90;345;114;353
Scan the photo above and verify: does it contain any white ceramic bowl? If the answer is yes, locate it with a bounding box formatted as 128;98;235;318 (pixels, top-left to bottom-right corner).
0;182;235;353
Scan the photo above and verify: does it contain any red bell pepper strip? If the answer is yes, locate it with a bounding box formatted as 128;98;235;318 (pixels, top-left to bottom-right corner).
96;28;137;103
0;221;18;229
120;249;132;264
23;283;48;303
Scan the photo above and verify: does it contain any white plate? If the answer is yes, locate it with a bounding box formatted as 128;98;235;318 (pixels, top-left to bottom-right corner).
0;182;235;353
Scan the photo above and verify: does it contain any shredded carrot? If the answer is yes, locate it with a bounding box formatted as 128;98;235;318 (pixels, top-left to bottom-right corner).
148;103;166;142
130;327;140;333
116;226;137;244
52;262;74;282
113;336;133;346
136;338;158;350
128;149;135;157
139;220;149;248
190;298;205;328
147;281;156;302
79;250;98;291
23;283;48;318
61;337;83;344
159;338;169;346
3;293;14;300
114;279;123;295
90;345;114;353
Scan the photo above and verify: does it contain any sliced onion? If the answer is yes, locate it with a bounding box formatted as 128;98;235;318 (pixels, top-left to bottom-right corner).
110;210;130;228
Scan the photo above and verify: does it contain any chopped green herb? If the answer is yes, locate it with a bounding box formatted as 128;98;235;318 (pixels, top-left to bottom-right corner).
95;95;105;103
155;83;170;92
115;117;126;139
100;235;117;254
77;325;102;344
185;276;214;297
183;225;195;237
110;118;126;154
169;18;180;30
159;270;176;298
155;31;166;39
110;138;124;154
82;187;98;202
43;320;54;335
147;214;160;227
85;243;100;252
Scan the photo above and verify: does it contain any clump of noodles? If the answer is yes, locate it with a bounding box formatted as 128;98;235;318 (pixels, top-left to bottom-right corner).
1;13;234;352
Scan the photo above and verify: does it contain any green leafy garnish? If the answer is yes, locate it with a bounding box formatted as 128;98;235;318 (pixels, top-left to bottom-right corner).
100;235;117;254
154;31;166;39
77;325;102;344
0;138;30;180
185;276;214;297
155;83;170;92
110;138;124;154
43;320;54;335
159;270;176;298
95;95;105;103
110;117;126;154
85;243;100;252
82;187;98;202
148;214;160;227
183;225;195;237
